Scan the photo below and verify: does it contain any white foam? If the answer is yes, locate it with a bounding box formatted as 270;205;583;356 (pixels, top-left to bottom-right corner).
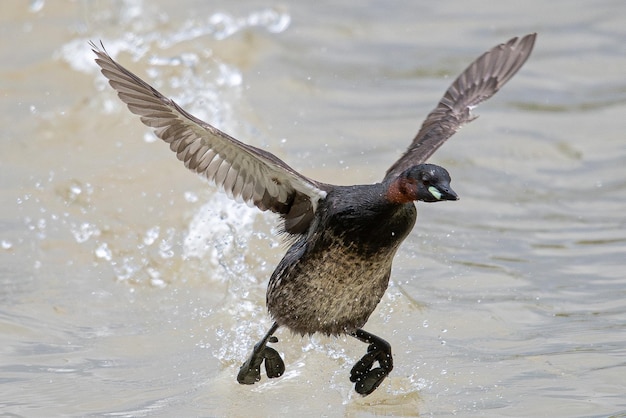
183;193;258;266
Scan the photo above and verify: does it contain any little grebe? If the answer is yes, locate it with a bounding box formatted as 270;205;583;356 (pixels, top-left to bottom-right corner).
92;33;536;395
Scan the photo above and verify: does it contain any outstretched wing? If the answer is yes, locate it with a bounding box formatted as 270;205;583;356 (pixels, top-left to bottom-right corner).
385;33;536;180
91;42;327;234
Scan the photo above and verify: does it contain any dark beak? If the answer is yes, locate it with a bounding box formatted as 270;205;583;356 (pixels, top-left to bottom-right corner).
426;183;459;202
441;186;459;201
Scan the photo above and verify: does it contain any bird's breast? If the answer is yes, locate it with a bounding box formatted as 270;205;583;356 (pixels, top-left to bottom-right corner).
266;201;417;335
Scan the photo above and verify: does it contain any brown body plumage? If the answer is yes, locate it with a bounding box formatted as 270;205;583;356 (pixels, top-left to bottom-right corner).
267;183;418;336
92;33;536;395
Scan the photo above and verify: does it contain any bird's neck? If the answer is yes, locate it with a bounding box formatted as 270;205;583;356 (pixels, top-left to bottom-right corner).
384;176;416;204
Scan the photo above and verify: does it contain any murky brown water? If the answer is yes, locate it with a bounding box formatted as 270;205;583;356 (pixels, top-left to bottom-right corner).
2;1;625;416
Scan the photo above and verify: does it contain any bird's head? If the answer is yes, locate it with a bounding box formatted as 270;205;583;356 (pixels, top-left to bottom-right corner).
387;164;459;204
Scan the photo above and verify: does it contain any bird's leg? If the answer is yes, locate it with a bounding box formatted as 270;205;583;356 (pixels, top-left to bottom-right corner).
237;322;285;384
349;328;393;395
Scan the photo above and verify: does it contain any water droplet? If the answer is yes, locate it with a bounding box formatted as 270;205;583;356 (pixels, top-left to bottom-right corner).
95;243;112;261
29;0;44;13
150;277;167;289
71;222;100;243
184;191;199;203
69;184;82;197
143;132;157;143
143;226;160;246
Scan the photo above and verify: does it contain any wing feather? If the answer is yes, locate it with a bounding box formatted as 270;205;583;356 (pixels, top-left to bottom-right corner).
385;33;536;179
91;42;328;234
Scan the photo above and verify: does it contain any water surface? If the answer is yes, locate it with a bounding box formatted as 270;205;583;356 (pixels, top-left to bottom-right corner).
1;0;625;416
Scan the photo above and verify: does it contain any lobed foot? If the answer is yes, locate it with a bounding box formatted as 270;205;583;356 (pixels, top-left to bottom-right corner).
237;324;285;385
350;329;393;395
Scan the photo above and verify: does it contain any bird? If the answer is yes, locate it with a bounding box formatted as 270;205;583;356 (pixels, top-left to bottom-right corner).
91;33;536;396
